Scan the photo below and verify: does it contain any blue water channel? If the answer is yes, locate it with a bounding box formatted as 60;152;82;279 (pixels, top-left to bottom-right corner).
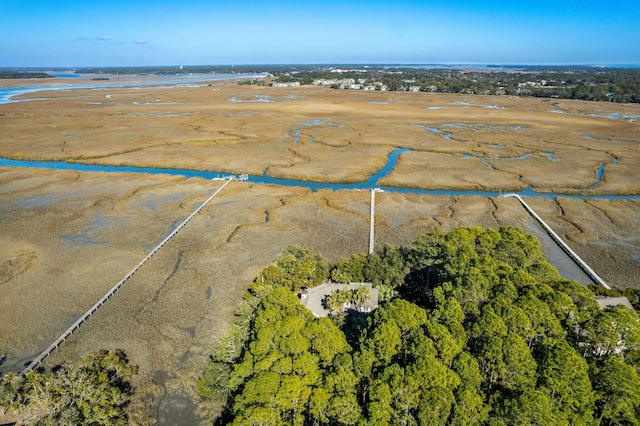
1;150;638;201
1;77;636;201
0;73;264;104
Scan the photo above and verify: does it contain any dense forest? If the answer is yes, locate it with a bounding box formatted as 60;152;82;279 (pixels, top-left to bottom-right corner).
274;66;640;103
199;227;640;425
0;350;138;425
0;71;51;79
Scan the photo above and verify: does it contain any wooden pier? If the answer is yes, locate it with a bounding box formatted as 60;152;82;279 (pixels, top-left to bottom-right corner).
19;178;233;376
502;193;611;290
369;188;382;254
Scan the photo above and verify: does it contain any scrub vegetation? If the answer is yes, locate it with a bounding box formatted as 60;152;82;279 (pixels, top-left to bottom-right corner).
199;227;640;425
0;350;138;425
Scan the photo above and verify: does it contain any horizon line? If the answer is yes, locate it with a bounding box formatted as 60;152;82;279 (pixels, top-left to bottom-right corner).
2;62;640;70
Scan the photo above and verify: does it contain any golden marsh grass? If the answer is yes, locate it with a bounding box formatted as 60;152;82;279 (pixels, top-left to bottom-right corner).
1;79;639;422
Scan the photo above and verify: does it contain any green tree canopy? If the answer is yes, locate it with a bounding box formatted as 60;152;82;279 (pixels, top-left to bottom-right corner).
256;246;329;291
1;349;137;425
203;228;640;425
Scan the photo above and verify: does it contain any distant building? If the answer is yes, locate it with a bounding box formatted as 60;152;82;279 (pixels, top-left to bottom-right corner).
271;81;300;88
313;79;339;86
595;296;635;311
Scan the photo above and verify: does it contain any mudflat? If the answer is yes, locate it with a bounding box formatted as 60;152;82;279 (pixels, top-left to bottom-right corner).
1;78;639;423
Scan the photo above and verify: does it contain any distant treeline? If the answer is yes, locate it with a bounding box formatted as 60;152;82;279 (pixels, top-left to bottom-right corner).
274;66;640;103
7;64;637;103
0;71;51;79
74;65;279;75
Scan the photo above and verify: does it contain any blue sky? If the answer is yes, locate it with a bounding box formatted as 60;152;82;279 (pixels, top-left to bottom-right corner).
1;0;639;67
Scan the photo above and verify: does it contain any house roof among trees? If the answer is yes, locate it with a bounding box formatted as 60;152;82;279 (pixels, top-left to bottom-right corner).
300;282;378;317
595;296;635;311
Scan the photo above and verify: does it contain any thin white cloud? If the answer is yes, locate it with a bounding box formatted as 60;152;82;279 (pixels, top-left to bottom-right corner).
133;40;149;44
76;36;113;41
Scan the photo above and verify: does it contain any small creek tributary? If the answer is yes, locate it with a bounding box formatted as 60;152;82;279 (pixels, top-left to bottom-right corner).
1;150;639;200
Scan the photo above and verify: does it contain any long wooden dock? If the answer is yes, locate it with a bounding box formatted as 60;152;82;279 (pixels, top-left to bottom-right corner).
19;179;232;376
369;188;382;254
502;193;611;290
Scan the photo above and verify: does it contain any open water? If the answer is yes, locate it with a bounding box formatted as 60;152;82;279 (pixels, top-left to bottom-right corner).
0;73;264;104
1;150;638;201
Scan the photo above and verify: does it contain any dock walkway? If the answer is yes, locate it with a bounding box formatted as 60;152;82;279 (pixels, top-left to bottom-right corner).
502;193;611;290
369;188;382;254
19;179;233;376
